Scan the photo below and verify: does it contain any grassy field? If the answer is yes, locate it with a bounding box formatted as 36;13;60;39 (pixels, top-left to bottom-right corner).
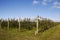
0;25;60;40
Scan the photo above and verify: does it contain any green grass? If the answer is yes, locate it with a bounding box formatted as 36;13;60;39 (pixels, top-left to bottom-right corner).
0;25;60;40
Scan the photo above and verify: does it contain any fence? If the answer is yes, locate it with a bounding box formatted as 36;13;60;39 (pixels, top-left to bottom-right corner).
0;16;54;35
0;16;40;35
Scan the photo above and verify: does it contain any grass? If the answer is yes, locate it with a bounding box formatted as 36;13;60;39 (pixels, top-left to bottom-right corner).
0;25;60;40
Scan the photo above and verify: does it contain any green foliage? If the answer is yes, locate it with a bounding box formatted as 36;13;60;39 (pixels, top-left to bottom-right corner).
1;20;7;28
38;19;55;32
0;18;57;32
21;21;36;30
9;19;18;28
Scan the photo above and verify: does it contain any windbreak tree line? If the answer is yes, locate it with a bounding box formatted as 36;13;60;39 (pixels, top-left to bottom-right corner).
0;18;56;32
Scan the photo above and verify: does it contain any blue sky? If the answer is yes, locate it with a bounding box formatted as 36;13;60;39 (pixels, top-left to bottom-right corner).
0;0;60;22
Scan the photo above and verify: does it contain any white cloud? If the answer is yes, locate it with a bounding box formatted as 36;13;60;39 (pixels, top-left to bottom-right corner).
42;1;47;5
53;6;60;8
48;0;52;2
33;0;39;5
43;0;52;2
52;1;60;8
42;0;52;5
33;0;60;8
43;0;47;2
33;0;52;5
42;0;47;5
53;1;58;5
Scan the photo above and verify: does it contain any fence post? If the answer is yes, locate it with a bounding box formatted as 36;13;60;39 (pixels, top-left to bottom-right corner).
0;19;2;29
35;16;39;35
18;17;21;32
7;18;9;30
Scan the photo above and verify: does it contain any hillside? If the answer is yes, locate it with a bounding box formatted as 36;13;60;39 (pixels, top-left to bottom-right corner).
0;24;60;40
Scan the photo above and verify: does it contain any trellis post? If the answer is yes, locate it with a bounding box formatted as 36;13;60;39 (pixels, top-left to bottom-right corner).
0;18;2;29
7;18;9;30
35;16;39;35
18;17;21;32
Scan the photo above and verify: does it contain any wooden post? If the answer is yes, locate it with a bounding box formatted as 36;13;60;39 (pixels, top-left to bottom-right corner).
0;22;1;29
35;16;39;35
36;17;38;34
7;18;9;30
0;19;2;29
18;18;20;32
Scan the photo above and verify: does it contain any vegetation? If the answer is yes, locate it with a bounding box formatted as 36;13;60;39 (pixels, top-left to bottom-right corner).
0;18;55;31
0;24;60;40
0;17;60;40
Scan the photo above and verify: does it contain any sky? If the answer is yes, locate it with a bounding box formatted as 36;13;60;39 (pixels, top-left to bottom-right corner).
0;0;60;22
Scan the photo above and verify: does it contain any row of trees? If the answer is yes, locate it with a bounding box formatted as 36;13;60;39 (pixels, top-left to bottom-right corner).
0;17;56;32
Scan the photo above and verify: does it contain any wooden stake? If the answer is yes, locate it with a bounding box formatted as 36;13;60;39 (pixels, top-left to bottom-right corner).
35;16;39;35
0;20;1;29
18;18;20;32
36;17;38;34
7;18;9;30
